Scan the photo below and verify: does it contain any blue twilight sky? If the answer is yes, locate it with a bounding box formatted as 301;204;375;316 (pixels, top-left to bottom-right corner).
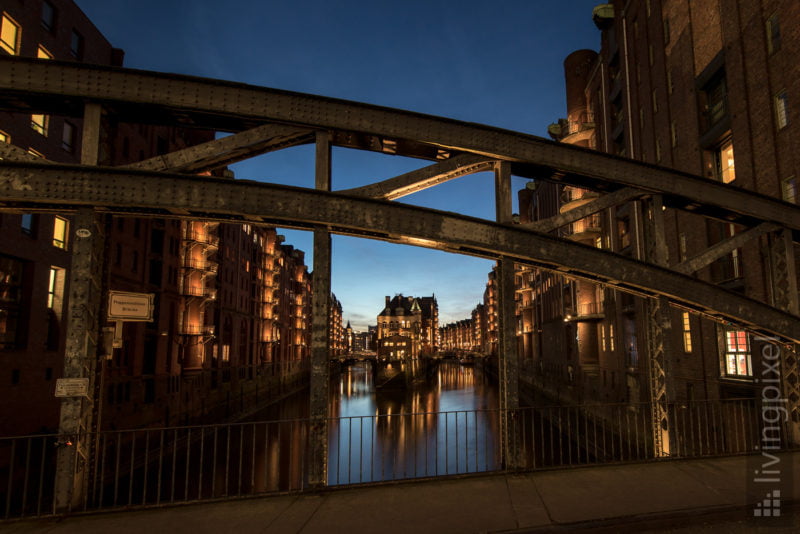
76;0;601;331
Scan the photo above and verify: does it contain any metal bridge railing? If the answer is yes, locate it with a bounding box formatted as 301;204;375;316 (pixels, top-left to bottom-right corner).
0;398;792;519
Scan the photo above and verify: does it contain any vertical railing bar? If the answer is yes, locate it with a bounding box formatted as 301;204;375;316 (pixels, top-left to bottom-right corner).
616;408;623;463
237;425;244;496
370;416;375;482
380;415;385;482
592;409;598;462
210;427;218;499
445;412;449;475
251;423;256;494
20;438;31;517
5;440;15;519
170;429;178;503
224;425;231;497
156;431;164;505
455;412;460;474
359;417;364;484
713;402;721;455
94;434;104;508
474;411;479;472
37;437;47;516
198;427;205;501
624;411;631;462
558;407;564;466
128;432;136;506
583;409;589;464
142;431;150;505
113;434;121;506
184;428;192;501
689;402;696;458
348;416;353;484
567;408;573;466
262;423;269;493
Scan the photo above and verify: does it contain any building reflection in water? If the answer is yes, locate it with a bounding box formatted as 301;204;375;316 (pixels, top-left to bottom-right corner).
328;361;500;485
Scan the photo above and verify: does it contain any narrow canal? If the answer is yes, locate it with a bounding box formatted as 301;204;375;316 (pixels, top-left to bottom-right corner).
328;360;500;484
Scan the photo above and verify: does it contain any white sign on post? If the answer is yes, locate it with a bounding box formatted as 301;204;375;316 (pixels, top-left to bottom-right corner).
107;291;154;321
55;378;89;398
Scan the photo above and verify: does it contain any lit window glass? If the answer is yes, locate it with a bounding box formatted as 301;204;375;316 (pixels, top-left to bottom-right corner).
0;130;8;144
48;268;57;308
0;13;20;55
27;147;44;158
682;312;692;352
775;90;788;130
31;114;49;136
717;139;735;183
782;176;797;204
724;330;751;376
53;216;68;249
37;45;52;59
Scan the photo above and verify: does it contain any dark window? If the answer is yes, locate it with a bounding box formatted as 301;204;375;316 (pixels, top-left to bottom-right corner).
148;259;162;285
0;255;24;350
41;1;57;32
156;136;168;155
766;13;781;55
150;229;164;254
62;121;76;152
70;30;84;59
702;71;728;129
21;213;35;236
115;243;122;266
133;219;141;238
11;369;20;385
132;250;139;273
45;367;53;381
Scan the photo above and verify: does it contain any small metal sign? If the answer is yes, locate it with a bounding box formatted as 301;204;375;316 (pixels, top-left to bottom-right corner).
55;378;89;398
107;291;154;321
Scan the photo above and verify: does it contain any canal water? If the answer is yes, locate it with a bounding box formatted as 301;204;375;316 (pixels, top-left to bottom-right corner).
328;360;500;484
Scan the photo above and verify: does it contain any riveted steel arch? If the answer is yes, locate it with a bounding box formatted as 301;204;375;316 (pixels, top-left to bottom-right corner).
1;161;798;344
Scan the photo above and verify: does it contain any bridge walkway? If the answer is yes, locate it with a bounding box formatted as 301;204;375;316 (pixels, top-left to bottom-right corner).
3;452;798;533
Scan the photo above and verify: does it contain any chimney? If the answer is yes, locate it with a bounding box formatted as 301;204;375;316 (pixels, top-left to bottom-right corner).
385;296;390;307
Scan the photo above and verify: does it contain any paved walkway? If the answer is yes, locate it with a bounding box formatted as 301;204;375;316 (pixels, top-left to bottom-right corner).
2;453;798;533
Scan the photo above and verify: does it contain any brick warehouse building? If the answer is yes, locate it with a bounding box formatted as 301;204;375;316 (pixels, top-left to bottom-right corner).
514;0;799;407
0;0;340;435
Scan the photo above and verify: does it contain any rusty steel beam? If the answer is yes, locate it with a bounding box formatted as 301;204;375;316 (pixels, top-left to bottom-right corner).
673;222;780;275
523;187;645;233
1;57;799;234
0;142;54;163
1;161;798;344
340;154;494;200
125;123;314;173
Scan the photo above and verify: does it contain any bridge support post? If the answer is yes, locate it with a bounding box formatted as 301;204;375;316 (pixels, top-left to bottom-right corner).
494;161;520;468
643;195;676;457
767;229;800;445
309;131;331;487
54;104;107;512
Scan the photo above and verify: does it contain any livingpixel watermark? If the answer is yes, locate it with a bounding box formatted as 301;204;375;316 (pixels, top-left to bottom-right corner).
748;336;795;524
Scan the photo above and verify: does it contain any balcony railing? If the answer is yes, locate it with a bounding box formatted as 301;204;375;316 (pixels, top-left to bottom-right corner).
183;258;218;273
184;231;219;248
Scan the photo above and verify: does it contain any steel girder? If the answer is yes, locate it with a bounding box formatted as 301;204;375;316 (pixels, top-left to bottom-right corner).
0;56;799;236
1;161;798;344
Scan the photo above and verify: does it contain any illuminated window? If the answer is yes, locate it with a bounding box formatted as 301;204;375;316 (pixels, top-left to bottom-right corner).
31;114;49;136
27;147;44;158
774;90;788;130
766;13;781;55
682;312;692;352
714;138;735;183
609;324;615;351
37;45;52;59
0;130;9;144
62;121;76;152
599;325;607;352
41;1;56;32
70;29;83;59
724;329;751;377
47;267;57;308
53;216;68;249
782;176;797;204
0;13;20;55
